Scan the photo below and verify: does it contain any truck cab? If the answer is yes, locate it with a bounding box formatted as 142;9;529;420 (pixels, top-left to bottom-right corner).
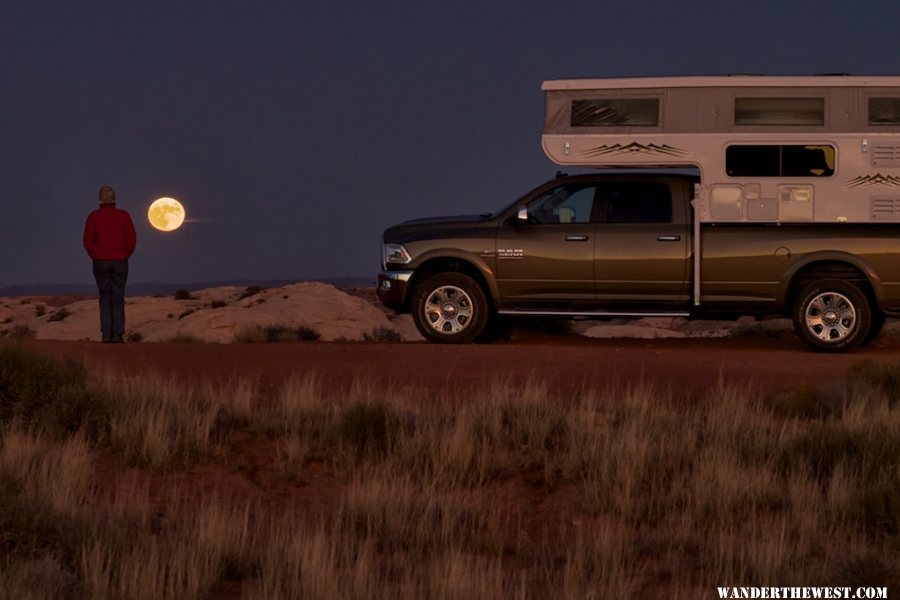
378;172;696;341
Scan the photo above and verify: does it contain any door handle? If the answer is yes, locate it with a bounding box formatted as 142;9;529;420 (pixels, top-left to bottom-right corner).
657;235;681;242
565;235;589;242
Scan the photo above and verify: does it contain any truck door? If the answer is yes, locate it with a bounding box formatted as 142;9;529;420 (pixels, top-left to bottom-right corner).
495;183;598;310
593;181;691;310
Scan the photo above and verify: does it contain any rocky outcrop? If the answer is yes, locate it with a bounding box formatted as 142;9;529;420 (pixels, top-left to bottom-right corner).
0;282;421;343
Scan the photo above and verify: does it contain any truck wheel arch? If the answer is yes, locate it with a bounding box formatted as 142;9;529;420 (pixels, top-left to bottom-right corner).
780;255;882;314
408;255;498;311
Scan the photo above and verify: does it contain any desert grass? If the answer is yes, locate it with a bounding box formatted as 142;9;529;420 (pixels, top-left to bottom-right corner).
1;342;899;597
233;324;320;343
362;326;402;342
89;371;225;469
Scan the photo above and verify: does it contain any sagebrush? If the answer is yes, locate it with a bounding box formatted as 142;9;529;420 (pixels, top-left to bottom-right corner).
1;342;898;598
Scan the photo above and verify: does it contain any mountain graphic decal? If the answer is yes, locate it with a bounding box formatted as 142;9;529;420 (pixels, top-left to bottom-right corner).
582;143;689;158
846;174;900;188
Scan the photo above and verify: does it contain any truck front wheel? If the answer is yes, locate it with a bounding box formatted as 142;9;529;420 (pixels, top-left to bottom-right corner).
412;273;490;343
792;279;871;352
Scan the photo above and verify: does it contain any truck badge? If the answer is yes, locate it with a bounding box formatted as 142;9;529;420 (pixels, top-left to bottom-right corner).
497;248;524;259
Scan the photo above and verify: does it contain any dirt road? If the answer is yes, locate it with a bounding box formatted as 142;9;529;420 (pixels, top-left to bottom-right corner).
25;331;900;398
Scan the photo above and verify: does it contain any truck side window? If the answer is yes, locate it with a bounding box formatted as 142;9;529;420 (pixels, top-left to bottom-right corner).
602;182;672;224
526;185;598;224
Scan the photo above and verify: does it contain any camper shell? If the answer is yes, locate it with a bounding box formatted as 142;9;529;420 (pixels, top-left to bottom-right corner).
543;76;900;224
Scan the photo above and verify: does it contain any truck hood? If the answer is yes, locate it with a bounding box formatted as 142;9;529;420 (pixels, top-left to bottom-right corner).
383;214;495;242
394;214;487;227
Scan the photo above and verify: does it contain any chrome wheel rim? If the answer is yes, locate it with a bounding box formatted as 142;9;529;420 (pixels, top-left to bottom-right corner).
804;291;857;342
423;285;474;334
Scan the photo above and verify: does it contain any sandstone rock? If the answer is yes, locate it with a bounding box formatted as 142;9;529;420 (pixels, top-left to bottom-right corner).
0;282;423;343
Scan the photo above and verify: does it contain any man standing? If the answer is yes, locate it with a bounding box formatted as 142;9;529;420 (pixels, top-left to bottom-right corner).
83;185;137;343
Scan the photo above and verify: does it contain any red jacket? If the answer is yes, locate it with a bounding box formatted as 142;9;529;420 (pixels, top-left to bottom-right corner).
83;204;137;261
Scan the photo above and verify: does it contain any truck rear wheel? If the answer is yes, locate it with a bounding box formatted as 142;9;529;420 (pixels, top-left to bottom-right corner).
860;310;886;347
412;273;490;343
792;279;871;352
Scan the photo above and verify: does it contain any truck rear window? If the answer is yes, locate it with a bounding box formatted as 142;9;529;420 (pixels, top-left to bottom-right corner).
725;145;835;177
602;182;672;223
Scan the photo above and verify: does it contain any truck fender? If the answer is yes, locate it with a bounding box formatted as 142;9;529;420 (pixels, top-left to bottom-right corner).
776;251;884;312
408;249;501;306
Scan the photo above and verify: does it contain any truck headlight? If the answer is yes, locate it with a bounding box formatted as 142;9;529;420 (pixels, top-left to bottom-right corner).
383;243;412;266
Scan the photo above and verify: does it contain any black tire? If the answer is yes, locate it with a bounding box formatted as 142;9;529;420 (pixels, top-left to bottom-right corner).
411;273;491;343
792;278;871;352
860;310;886;347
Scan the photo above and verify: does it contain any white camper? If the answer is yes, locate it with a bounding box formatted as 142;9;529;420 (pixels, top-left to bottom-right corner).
543;75;900;224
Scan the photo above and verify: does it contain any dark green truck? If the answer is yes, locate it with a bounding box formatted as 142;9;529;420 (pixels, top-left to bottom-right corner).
377;172;900;351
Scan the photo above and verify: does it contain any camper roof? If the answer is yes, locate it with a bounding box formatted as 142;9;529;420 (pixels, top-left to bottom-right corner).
543;75;900;91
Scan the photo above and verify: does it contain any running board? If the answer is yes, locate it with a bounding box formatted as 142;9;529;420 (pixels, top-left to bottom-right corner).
497;310;690;318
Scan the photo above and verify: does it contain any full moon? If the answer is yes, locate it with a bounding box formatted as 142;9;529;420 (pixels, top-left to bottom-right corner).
148;197;186;232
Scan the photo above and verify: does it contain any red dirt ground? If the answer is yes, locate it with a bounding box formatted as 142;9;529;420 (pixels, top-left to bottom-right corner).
25;330;900;398
17;332;900;596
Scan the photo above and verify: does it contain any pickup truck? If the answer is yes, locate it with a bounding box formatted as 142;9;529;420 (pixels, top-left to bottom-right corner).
377;172;900;351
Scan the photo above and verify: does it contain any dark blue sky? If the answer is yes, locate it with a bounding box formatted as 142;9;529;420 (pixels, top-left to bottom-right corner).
4;0;899;286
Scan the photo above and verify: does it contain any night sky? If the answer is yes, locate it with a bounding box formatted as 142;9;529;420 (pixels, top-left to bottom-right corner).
5;0;900;287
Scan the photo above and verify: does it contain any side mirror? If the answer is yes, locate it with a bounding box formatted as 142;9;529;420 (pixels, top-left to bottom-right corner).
505;207;531;226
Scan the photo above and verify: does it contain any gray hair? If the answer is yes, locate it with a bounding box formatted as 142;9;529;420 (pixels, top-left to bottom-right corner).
98;186;116;204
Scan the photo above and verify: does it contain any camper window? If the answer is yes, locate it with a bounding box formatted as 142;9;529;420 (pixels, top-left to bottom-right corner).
734;98;825;126
868;98;900;125
571;98;659;127
726;145;835;177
